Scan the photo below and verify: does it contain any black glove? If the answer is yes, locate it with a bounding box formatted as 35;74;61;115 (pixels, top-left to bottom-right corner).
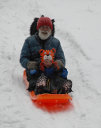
27;61;38;70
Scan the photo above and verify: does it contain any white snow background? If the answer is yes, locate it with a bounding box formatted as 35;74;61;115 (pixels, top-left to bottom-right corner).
0;0;101;128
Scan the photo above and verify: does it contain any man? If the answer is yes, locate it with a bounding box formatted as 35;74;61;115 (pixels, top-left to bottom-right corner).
20;16;72;94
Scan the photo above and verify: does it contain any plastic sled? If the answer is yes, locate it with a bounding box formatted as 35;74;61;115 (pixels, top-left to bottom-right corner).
23;70;73;112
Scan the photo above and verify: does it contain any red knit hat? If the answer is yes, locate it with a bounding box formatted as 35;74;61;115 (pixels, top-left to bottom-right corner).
37;17;53;30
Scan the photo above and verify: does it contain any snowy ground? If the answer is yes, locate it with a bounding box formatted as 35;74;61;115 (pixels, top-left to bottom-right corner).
0;0;101;128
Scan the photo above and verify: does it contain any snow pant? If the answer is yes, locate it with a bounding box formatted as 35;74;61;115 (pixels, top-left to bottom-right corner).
26;70;72;95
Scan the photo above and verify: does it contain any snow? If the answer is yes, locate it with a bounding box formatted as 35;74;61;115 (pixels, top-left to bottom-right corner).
0;0;101;128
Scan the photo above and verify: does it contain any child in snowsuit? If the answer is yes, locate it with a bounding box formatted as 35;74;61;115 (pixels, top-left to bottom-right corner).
20;16;72;95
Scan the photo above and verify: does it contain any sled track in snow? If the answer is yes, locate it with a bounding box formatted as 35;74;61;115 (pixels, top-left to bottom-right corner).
57;29;90;61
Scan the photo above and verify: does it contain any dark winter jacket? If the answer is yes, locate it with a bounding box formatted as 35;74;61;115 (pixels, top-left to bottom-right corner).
20;34;65;71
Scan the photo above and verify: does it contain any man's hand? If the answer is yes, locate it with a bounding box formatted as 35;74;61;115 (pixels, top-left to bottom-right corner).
54;60;64;70
27;61;38;70
43;59;52;68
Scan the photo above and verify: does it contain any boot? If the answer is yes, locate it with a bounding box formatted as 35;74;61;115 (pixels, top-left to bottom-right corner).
61;79;73;94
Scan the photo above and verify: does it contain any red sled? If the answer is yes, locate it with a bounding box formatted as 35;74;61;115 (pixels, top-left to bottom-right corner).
23;70;72;104
23;70;72;111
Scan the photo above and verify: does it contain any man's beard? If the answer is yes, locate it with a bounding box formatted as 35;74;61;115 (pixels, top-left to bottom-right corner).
38;30;51;40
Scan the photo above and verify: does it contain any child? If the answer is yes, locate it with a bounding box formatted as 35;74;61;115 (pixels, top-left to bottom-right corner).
28;48;72;94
